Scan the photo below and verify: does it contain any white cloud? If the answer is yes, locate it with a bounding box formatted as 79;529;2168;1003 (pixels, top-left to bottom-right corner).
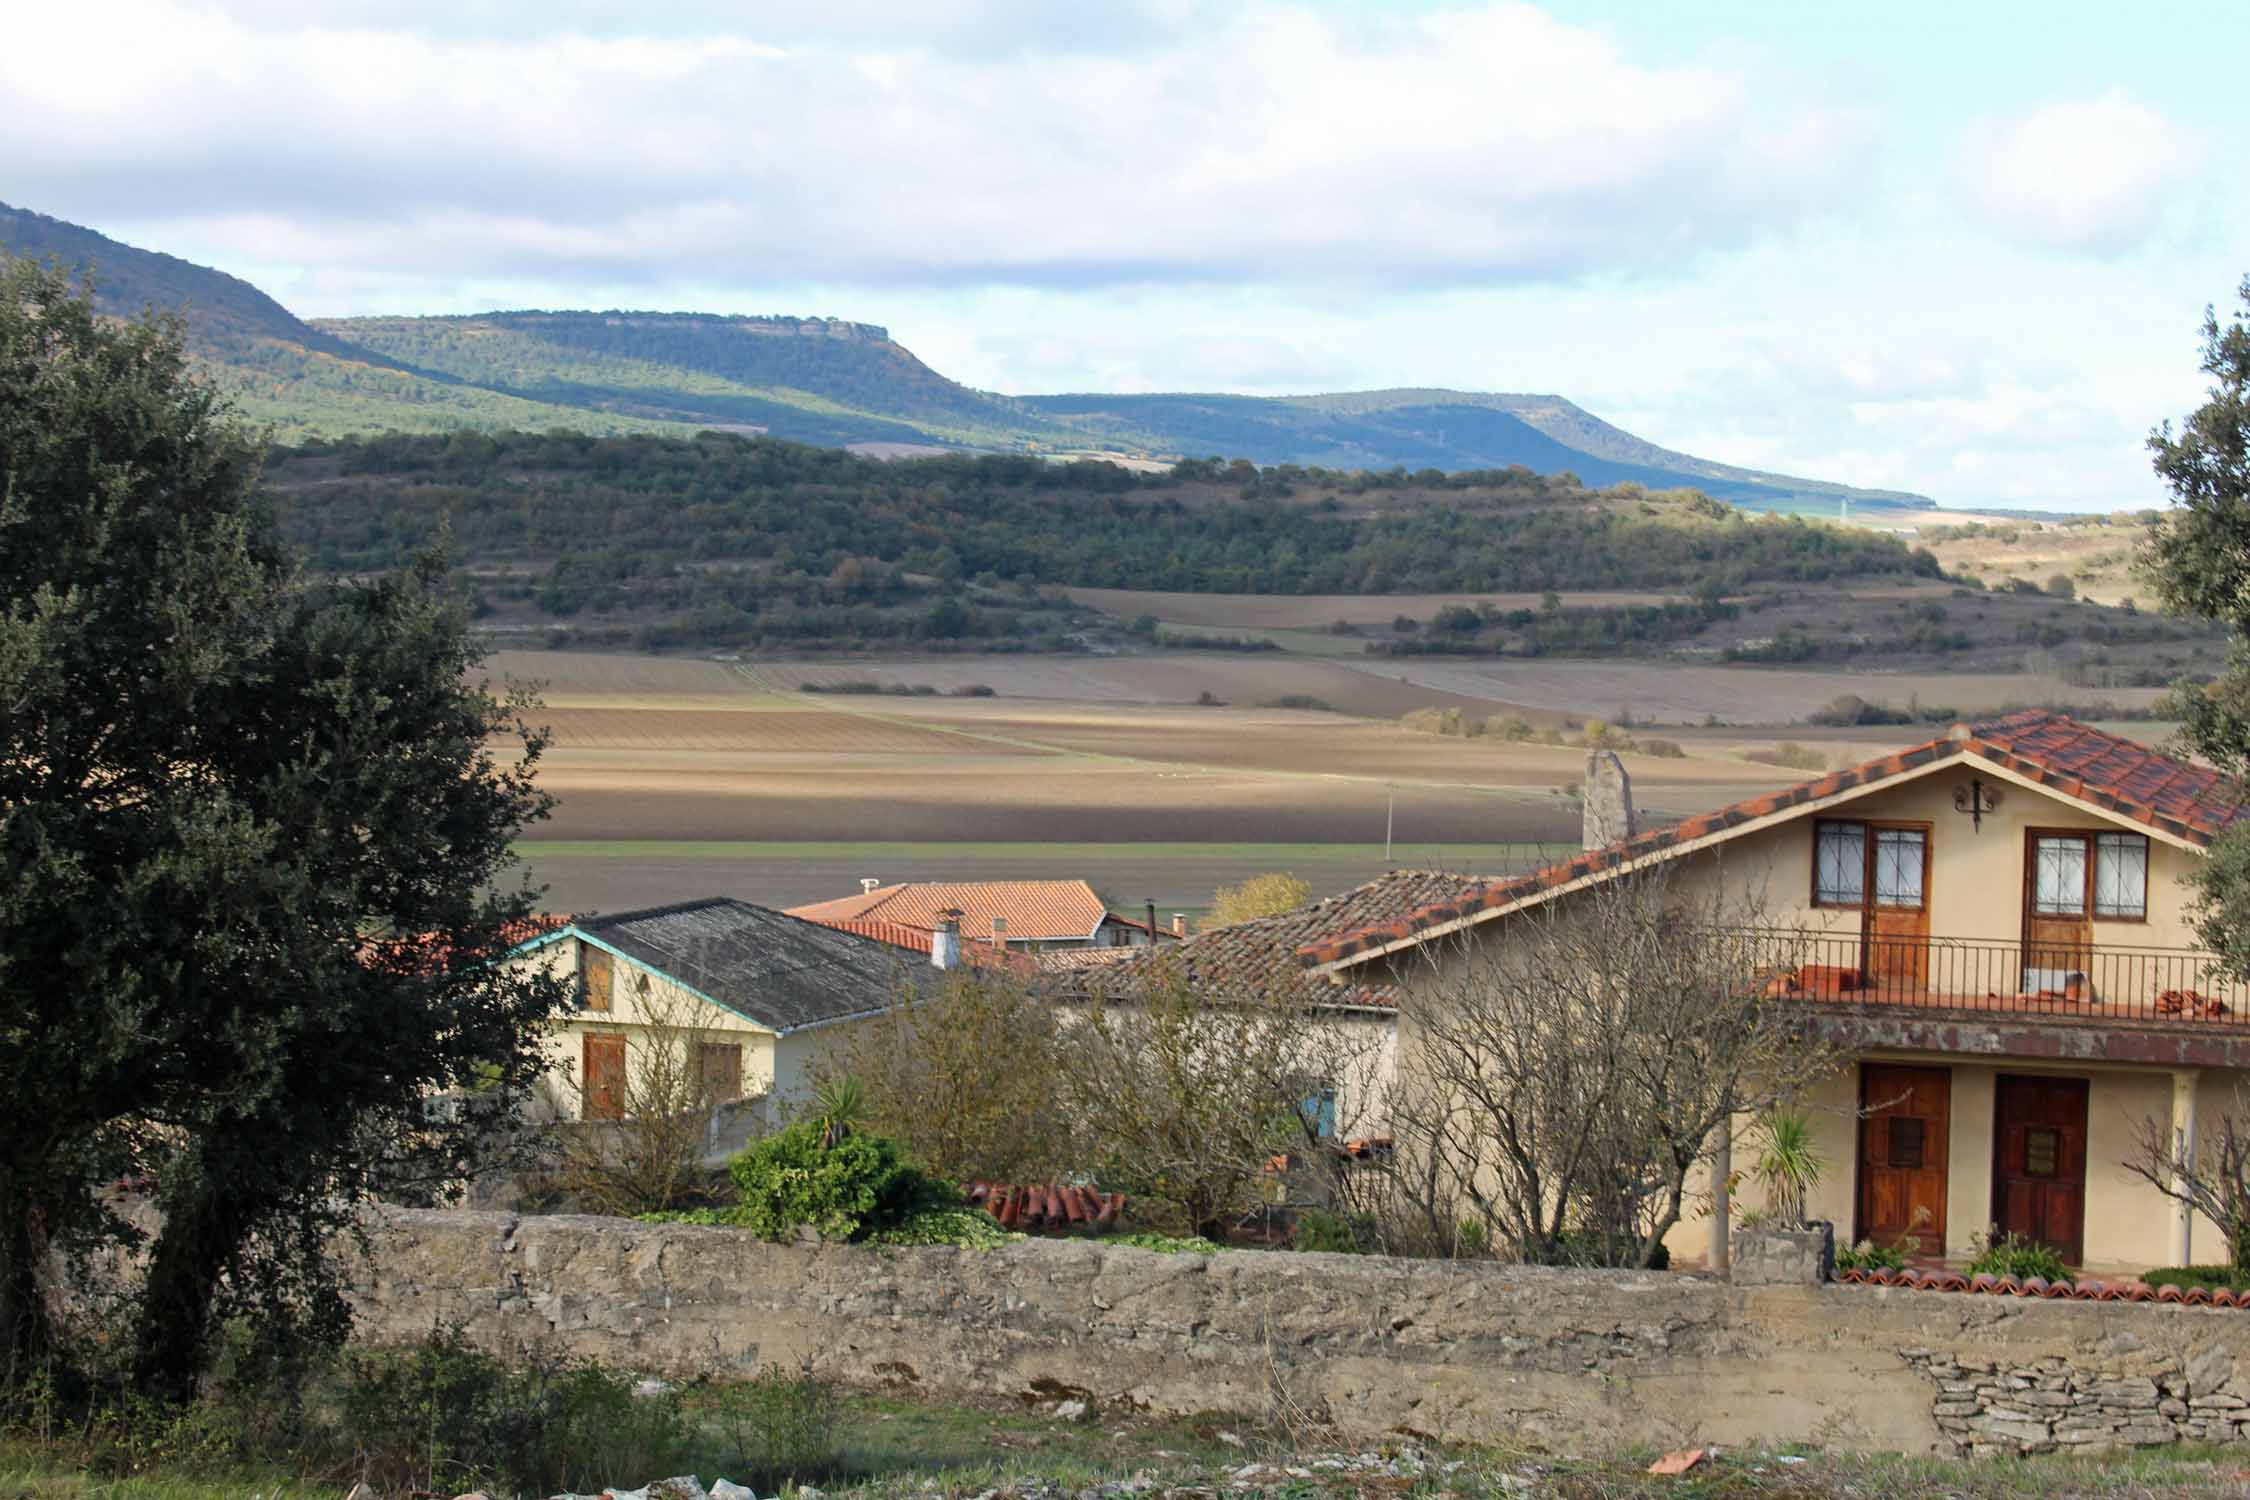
1951;91;2203;256
1;0;1877;292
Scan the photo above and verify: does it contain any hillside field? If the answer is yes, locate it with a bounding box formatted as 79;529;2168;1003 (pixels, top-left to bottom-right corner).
487;648;2168;918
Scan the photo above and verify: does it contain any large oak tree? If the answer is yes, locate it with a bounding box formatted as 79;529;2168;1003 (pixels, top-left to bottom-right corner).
0;259;563;1396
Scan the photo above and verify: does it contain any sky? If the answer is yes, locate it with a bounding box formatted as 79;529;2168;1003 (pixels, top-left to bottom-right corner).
4;0;2243;511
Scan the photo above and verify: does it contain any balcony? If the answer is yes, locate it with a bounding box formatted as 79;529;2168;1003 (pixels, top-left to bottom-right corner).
1740;929;2250;1063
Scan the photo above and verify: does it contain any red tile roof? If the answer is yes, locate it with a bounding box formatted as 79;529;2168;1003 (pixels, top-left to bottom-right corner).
791;914;1035;974
1298;712;2246;971
1071;869;1496;1009
787;880;1111;943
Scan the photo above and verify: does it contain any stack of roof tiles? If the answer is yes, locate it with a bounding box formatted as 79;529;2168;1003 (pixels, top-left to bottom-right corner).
1298;712;2250;969
965;1180;1125;1233
1838;1265;2250;1308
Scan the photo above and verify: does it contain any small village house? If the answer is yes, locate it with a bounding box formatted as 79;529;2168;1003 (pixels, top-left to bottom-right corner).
1296;712;2250;1274
508;898;934;1123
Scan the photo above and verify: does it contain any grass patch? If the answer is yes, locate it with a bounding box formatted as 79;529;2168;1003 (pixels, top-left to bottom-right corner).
514;840;1554;864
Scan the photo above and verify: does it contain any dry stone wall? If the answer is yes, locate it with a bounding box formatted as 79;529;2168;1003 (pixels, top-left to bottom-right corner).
351;1209;2250;1457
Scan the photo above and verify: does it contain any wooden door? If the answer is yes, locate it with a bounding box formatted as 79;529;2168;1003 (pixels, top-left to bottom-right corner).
1864;826;1931;993
2024;833;2095;985
1993;1074;2088;1265
583;1032;627;1121
1857;1065;1949;1254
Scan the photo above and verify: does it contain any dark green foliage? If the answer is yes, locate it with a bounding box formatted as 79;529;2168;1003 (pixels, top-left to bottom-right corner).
710;1359;843;1488
2147;278;2250;981
1290;1209;1376;1254
1965;1233;2068;1282
1833;1241;1909;1273
0;260;563;1396
332;1327;687;1497
4;1326;689;1497
257;431;1942;654
724;1122;960;1242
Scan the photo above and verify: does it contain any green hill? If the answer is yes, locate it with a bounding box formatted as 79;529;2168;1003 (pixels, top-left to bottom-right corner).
313;311;1091;449
1024;389;1931;517
0;199;1934;514
0;199;680;442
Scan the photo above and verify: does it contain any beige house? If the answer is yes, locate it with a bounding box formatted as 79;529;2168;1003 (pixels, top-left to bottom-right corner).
507;898;931;1121
1296;712;2250;1273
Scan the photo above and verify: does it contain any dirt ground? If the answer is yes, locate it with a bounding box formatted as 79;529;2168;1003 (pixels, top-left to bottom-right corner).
484;647;2168;917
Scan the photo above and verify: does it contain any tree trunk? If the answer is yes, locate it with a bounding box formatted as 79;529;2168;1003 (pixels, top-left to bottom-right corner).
0;1200;52;1388
131;1187;242;1401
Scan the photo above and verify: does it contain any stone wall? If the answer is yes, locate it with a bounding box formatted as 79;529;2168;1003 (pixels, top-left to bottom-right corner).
1727;1224;1833;1287
351;1209;2250;1457
1902;1343;2249;1456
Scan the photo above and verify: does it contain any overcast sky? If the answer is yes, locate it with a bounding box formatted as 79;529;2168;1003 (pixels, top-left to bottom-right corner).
6;0;2242;510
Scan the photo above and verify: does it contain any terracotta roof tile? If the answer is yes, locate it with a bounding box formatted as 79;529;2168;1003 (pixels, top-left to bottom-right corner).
790;914;1035;974
1838;1266;2250;1308
786;880;1110;942
1298;712;2247;971
1068;869;1496;1010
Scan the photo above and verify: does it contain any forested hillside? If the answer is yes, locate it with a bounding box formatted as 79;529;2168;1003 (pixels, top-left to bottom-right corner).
315;311;1091;449
260;430;1942;651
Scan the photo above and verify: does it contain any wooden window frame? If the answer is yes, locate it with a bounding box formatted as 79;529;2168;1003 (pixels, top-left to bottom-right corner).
579;941;614;1012
1811;818;1931;914
2023;827;2149;927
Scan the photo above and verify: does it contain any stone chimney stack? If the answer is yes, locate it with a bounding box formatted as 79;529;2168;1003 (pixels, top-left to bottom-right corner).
1583;749;1637;851
931;909;962;970
1172;913;1187;937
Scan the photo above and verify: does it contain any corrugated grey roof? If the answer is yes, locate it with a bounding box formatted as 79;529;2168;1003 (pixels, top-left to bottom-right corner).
574;898;925;1032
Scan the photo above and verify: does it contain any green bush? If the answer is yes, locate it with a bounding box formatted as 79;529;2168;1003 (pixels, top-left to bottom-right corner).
727;1120;958;1242
1105;1230;1222;1254
865;1206;1019;1249
1966;1231;2068;1282
2139;1265;2250;1292
1291;1208;1375;1254
330;1327;687;1497
1834;1240;1908;1273
710;1359;840;1488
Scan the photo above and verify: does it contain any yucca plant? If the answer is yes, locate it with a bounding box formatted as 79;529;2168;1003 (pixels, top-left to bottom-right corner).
812;1075;867;1150
1752;1109;1826;1227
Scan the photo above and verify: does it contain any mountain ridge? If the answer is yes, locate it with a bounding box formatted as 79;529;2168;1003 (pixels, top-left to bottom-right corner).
0;199;1933;515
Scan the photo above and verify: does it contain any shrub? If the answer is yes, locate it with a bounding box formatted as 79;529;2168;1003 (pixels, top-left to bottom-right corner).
1485;714;1536;741
950;683;998;696
726;1120;958;1242
1195;689;1224;706
333;1326;687;1497
1751;1109;1826;1227
1291;1208;1375;1254
1965;1231;2067;1282
1834;1240;1908;1273
865;1205;1018;1249
1106;1231;1222;1254
1637;737;1687;758
710;1359;840;1488
1263;694;1334;711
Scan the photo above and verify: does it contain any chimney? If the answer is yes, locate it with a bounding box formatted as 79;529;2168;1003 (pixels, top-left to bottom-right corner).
1172;912;1186;937
860;877;880;895
931;909;962;970
1583;749;1637;851
1146;901;1158;945
990;915;1008;946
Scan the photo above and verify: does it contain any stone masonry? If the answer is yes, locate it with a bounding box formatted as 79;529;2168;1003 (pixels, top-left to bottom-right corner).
1904;1341;2250;1457
350;1209;2250;1457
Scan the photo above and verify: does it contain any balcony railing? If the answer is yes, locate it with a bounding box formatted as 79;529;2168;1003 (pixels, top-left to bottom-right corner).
1738;928;2243;1028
